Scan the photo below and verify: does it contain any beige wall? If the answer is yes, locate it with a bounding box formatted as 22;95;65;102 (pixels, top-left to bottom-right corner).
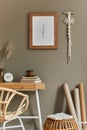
0;0;87;129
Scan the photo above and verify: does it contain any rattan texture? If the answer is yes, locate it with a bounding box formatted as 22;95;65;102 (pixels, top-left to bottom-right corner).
0;87;29;122
44;118;78;130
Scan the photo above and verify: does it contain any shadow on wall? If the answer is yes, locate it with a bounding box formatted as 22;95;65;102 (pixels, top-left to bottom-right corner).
54;86;64;113
54;85;69;114
54;84;80;114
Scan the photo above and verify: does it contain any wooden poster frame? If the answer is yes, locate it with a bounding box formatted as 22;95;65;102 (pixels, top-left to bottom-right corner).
29;12;58;49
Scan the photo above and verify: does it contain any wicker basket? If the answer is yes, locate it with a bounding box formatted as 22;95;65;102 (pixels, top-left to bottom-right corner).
44;118;78;130
78;122;87;130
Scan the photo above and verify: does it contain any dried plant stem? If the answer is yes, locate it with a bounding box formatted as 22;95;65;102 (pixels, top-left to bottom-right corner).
0;41;15;68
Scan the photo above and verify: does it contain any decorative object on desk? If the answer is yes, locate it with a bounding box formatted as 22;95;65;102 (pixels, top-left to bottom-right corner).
0;68;4;82
29;12;58;49
20;75;42;83
0;40;15;68
44;113;78;130
4;72;13;82
26;69;35;77
62;11;75;64
21;70;42;83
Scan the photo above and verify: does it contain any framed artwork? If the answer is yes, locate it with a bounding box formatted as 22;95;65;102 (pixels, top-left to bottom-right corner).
29;13;58;49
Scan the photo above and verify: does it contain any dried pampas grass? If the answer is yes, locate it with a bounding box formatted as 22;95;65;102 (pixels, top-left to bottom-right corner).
0;40;15;68
5;41;15;60
0;40;6;51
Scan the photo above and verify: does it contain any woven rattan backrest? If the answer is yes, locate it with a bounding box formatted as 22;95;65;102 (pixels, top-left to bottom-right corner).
0;87;29;122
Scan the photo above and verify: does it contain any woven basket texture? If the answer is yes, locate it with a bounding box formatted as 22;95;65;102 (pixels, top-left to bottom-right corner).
44;118;78;130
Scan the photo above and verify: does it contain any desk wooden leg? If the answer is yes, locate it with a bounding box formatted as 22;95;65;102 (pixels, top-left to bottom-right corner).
35;90;43;130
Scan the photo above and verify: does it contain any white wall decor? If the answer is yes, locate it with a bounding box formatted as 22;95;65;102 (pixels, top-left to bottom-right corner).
63;11;75;64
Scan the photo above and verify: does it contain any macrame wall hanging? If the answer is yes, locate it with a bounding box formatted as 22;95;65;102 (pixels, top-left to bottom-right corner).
63;11;75;64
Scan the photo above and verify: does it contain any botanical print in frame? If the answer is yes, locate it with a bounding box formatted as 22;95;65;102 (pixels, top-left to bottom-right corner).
29;13;58;49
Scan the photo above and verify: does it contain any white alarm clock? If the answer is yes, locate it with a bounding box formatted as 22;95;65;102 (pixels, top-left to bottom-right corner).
4;73;13;82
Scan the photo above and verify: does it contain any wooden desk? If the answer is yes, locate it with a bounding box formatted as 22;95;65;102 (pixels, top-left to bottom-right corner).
0;82;45;90
0;82;45;130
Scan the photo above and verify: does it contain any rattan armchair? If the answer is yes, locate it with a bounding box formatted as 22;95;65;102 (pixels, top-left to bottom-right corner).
0;87;29;130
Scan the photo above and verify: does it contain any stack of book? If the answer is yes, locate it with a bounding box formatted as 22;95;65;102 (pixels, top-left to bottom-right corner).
20;76;42;83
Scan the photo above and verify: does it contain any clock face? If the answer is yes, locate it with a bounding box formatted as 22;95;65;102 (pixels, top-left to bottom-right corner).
4;73;13;82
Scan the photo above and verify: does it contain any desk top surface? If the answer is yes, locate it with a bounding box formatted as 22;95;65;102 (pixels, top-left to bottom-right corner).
0;82;45;91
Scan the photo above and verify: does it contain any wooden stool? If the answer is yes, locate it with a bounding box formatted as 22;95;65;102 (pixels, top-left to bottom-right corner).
43;113;78;130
